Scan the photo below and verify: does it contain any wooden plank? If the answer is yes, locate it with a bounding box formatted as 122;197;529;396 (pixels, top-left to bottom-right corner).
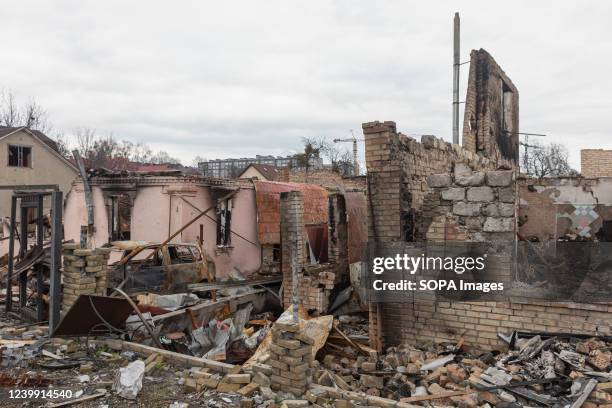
570;379;598;408
400;390;470;403
101;339;238;374
0;339;36;345
332;322;369;356
49;391;106;407
187;277;282;292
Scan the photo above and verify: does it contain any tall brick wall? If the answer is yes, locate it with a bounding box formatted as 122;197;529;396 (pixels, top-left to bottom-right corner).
364;120;611;351
363;121;511;243
462;49;519;164
280;191;305;309
581;149;612;178
280;191;346;314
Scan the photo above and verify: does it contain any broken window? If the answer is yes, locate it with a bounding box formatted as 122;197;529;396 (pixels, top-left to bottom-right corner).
501;82;514;134
273;244;281;262
168;245;200;264
8;145;31;167
216;198;232;246
109;194;132;241
305;224;329;263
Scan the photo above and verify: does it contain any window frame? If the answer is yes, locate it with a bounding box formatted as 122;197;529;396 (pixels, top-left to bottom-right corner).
7;144;33;168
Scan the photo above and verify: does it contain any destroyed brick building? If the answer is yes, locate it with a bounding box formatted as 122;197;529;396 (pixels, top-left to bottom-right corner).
61;171;367;306
364;119;611;352
363;49;611;354
2;43;612;408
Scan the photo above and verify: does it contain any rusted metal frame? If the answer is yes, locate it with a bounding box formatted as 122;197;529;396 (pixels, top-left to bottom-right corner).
6;196;17;312
49;191;63;332
36;195;44;322
19;205;28;308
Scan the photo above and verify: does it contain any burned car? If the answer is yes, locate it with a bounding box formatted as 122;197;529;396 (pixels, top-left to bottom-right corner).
108;241;211;293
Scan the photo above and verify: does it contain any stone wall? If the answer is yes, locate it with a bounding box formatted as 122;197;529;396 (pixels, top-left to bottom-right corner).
363;120;512;243
581;149;612;178
363;120;612;351
62;244;110;314
424;165;515;242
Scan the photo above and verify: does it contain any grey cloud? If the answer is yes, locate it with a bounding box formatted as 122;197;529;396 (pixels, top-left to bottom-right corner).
0;1;610;169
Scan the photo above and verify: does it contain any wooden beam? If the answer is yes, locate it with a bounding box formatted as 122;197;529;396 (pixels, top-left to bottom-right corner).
99;339;238;374
49;391;106;407
400;390;470;403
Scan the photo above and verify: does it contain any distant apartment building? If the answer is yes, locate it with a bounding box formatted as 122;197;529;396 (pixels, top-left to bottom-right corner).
198;155;323;178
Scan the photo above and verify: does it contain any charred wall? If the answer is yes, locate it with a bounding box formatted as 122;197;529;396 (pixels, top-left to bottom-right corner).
462;49;519;164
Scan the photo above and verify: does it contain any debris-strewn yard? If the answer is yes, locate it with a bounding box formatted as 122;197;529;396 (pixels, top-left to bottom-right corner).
2;308;612;408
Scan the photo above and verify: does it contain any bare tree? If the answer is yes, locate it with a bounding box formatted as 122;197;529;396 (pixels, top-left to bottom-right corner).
295;136;326;171
320;140;353;176
523;142;578;178
0;90;21;127
131;142;152;163
53;131;71;157
74;127;97;158
191;155;206;168
0;91;51;133
150;150;181;165
22;99;51;133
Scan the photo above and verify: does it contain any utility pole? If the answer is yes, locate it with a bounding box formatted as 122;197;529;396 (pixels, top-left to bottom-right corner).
452;12;460;145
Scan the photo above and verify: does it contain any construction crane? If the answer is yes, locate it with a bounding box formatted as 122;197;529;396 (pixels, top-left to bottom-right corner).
506;131;547;173
333;130;364;176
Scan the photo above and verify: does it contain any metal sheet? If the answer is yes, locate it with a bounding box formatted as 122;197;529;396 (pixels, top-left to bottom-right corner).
52;295;133;337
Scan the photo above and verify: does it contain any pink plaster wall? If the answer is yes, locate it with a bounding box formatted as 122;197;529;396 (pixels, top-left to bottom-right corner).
64;182;109;247
64;182;262;280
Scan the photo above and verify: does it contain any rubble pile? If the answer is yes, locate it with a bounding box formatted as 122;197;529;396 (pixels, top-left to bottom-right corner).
311;333;612;407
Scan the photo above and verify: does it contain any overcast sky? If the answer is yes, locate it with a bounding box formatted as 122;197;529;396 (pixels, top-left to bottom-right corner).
0;1;610;169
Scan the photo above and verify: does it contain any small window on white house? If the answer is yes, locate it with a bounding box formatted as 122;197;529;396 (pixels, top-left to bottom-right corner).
8;145;32;167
